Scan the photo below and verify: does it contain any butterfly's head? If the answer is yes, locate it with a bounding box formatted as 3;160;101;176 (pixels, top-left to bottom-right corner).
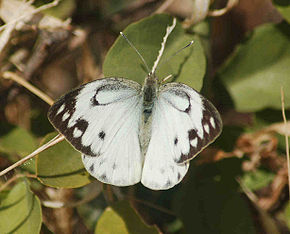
144;71;158;87
142;71;158;107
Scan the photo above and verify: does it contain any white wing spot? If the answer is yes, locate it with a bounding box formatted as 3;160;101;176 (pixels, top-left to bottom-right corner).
73;127;82;138
190;137;198;148
62;111;70;121
204;124;210;134
57;104;65;115
210;117;215;128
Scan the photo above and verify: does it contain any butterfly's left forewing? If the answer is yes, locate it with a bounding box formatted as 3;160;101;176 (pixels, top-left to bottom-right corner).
48;78;144;186
141;83;222;190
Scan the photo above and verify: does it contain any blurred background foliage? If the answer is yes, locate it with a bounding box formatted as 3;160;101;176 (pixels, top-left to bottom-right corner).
0;0;290;233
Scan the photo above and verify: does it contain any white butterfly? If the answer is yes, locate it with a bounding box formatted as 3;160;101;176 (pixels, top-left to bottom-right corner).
48;18;222;190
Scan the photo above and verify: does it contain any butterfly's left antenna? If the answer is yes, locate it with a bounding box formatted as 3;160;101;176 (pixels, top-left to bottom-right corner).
120;32;150;73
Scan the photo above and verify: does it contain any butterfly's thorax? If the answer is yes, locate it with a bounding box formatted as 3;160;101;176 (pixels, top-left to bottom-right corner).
142;73;158;119
139;73;158;155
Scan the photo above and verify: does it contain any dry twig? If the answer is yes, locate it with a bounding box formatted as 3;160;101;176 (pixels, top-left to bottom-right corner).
280;87;290;197
0;134;64;177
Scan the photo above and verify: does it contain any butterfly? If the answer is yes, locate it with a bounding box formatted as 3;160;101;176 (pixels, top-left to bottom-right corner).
48;18;222;190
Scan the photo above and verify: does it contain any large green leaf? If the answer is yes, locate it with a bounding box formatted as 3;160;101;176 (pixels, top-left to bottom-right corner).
220;22;290;112
95;201;159;234
36;132;91;188
272;0;290;24
0;179;42;234
103;14;206;91
174;159;256;234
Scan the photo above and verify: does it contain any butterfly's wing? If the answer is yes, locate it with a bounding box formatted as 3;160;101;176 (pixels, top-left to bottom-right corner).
48;78;143;186
141;83;222;190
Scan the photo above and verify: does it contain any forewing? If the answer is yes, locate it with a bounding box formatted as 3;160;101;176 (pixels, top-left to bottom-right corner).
48;78;143;186
141;83;222;190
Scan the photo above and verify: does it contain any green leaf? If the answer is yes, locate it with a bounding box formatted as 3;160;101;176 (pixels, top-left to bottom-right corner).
103;14;206;91
272;0;290;24
220;22;290;112
95;201;159;234
36;132;91;188
174;159;256;234
0;126;37;172
0;179;42;234
284;201;290;229
0;127;36;157
241;168;275;191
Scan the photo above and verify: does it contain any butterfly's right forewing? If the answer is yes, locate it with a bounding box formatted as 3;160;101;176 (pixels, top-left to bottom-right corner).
48;78;144;186
141;83;222;190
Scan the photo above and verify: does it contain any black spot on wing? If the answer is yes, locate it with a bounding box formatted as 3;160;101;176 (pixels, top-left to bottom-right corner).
177;129;202;163
176;98;222;163
89;164;94;172
48;88;80;131
165;180;171;187
48;87;97;157
99;174;107;182
98;131;105;140
174;137;178;145
67;119;96;157
202;98;223;138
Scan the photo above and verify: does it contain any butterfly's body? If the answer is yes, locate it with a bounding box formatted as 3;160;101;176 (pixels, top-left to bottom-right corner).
48;18;222;190
142;73;158;118
140;73;158;154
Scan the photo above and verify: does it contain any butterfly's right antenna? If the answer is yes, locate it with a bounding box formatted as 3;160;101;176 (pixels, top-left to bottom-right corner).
157;40;194;75
120;32;150;73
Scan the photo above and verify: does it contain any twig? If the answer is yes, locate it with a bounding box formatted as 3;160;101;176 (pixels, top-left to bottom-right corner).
280;87;290;197
0;21;16;53
155;0;176;13
0;134;65;177
128;196;176;216
103;184;115;204
0;173;37;192
2;71;54;105
236;178;258;203
208;0;239;17
0;0;60;32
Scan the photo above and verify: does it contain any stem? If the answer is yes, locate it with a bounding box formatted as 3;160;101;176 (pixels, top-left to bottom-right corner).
0;0;60;32
0;173;37;192
0;134;65;177
2;71;54;105
281;87;290;197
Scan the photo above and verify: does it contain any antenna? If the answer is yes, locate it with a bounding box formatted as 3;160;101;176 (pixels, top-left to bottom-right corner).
156;40;194;73
120;32;150;73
